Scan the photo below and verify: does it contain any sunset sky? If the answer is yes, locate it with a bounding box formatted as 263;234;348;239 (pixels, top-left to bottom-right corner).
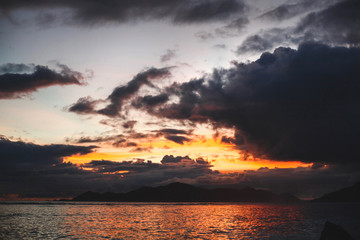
1;0;360;200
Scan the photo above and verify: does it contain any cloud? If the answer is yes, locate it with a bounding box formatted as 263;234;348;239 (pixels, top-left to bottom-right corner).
67;96;99;114
161;155;192;164
0;0;246;26
122;120;137;129
0;63;85;99
98;67;171;117
214;17;248;37
0;63;33;73
0;137;97;170
195;16;248;40
237;0;360;54
84;156;359;200
132;93;169;108
82;156;214;189
156;128;189;135
68;67;172;116
195;31;215;41
151;128;193;144
214;44;227;49
236;30;286;54
258;2;309;21
160;49;176;62
139;43;360;164
66;134;143;148
0;138;215;198
1;137;359;199
165;135;191;145
66;134;124;144
85;155;212;179
0;137;98;197
295;0;360;46
257;0;341;21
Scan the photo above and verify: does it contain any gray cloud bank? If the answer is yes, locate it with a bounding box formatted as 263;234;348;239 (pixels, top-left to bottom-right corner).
1;137;358;199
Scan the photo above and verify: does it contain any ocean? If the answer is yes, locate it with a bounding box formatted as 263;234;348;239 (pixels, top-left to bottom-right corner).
0;202;359;239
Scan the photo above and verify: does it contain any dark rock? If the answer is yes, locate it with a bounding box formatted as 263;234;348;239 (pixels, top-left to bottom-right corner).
319;221;354;240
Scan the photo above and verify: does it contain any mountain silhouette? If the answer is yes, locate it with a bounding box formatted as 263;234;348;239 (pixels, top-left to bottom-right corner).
313;182;360;202
72;182;299;202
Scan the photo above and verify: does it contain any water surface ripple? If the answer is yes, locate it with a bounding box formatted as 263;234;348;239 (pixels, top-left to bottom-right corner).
0;202;359;239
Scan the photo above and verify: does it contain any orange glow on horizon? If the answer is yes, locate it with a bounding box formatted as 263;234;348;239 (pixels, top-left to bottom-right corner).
66;137;312;171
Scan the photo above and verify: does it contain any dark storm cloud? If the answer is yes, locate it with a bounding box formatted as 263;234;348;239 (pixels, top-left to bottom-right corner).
0;0;246;26
0;63;84;99
238;0;360;54
141;43;360;164
68;67;171;116
295;0;360;46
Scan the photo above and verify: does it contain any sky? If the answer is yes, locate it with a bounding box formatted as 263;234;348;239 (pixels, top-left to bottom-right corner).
1;0;360;200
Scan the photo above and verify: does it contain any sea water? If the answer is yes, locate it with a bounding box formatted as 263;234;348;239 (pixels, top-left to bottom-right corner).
0;202;359;239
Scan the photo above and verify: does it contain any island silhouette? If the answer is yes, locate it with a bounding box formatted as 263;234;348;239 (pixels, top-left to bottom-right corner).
313;182;360;202
72;182;300;202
